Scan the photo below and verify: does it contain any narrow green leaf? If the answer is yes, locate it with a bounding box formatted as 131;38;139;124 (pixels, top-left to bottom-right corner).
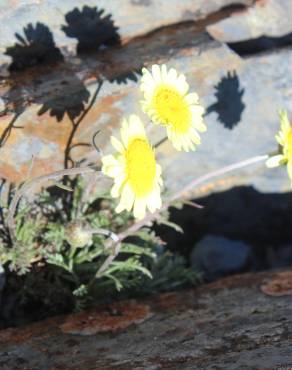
55;183;74;192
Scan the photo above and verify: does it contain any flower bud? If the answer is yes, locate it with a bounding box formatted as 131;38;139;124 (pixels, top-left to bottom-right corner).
65;221;92;248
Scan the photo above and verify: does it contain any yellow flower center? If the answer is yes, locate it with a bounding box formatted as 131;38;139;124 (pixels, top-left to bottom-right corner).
125;138;156;197
153;85;191;133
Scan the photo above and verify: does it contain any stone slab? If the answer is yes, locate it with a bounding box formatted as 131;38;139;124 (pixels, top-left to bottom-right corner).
207;0;292;43
0;22;291;199
0;0;255;67
0;270;292;369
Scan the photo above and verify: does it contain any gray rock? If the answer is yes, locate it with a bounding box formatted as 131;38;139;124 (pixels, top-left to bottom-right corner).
0;270;291;369
208;0;292;44
191;235;251;281
0;0;254;64
0;3;291;201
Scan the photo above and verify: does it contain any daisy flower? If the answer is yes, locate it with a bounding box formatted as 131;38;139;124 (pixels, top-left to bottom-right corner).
266;110;292;184
140;64;206;151
101;115;163;219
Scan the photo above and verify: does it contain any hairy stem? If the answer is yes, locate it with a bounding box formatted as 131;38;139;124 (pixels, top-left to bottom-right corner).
7;166;97;242
7;153;268;283
64;81;103;169
168;154;269;204
87;227;119;243
95;153;268;278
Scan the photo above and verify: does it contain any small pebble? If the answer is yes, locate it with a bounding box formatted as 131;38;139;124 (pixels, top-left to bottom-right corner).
191;235;251;282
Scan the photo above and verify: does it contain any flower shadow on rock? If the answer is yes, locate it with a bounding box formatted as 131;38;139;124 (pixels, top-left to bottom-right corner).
0;86;26;148
57;5;143;171
36;72;92;170
5;22;63;72
105;68;142;85
206;71;245;130
1;23;64;147
37;74;90;122
228;32;292;56
62;6;121;54
62;5;142;85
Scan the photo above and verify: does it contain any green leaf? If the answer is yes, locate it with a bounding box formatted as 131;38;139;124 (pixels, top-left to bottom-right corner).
55;183;74;192
171;200;184;210
131;264;152;279
120;243;154;258
73;284;88;297
157;219;183;233
103;272;123;291
106;259;152;279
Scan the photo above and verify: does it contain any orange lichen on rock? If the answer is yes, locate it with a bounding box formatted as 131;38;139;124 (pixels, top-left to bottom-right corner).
59;301;152;335
0;316;63;345
261;271;292;297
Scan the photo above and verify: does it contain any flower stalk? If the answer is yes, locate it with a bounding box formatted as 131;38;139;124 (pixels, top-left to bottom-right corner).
113;154;268;244
94;153;268;280
7;166;97;242
7;152;268;282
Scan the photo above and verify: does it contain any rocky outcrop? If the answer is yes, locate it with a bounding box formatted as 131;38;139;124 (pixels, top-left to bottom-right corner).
0;270;291;369
0;0;291;199
208;0;292;44
0;0;255;63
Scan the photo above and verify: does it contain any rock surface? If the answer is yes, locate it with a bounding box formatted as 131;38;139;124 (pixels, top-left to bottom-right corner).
191;235;251;281
208;0;292;44
0;27;292;197
0;269;292;369
0;0;254;64
0;1;292;199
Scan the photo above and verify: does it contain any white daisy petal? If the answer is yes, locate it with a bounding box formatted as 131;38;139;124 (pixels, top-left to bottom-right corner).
121;119;130;146
128;114;146;137
194;119;207;133
133;197;147;219
110;136;124;153
101;155;121;178
120;183;135;212
266;155;285;168
101;154;118;167
190;104;205;116
152;64;162;83
156;164;162;178
141;67;154;81
146;189;161;213
116;201;126;214
161;64;168;82
102;115;163;219
106;165;123;178
266;110;292;187
190;129;201;144
111;180;123;198
276;133;284;146
280;110;290;133
185;92;199;104
168;68;177;82
176;75;189;95
140;64;206;152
